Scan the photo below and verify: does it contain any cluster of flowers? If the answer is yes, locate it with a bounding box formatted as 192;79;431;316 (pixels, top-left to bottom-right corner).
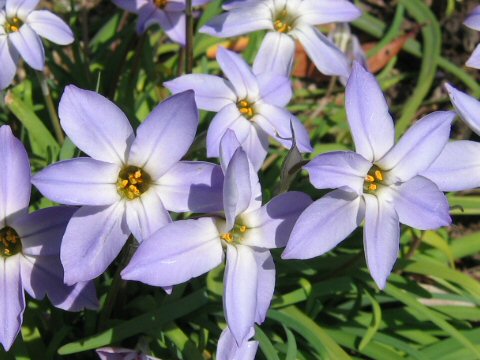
2;0;480;358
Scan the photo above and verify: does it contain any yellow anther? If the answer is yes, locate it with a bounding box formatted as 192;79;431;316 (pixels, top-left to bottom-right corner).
117;166;151;200
273;9;294;33
368;184;377;191
365;175;375;183
129;185;140;194
5;17;22;33
221;233;234;243
155;0;168;8
239;225;247;233
374;170;383;181
274;21;291;33
239;107;254;117
237;99;255;119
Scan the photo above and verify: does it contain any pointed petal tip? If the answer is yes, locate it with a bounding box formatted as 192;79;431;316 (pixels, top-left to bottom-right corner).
280;248;293;260
444;82;464;103
169;88;195;101
443;82;454;94
220;129;240;148
466;57;480;69
198;24;211;35
63;84;82;97
0;124;13;136
281;244;310;260
373;277;387;290
63;273;79;287
217;45;228;55
119;268;134;282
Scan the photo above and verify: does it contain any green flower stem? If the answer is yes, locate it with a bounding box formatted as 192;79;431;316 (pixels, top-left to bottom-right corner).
36;71;64;144
98;236;138;330
185;0;193;74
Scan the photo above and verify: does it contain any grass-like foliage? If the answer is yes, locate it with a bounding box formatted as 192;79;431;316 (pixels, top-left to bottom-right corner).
0;0;479;359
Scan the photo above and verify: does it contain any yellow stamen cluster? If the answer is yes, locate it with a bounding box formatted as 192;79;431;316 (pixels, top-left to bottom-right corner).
155;0;168;8
117;166;152;200
5;17;22;33
237;99;255;119
0;227;22;257
273;9;294;33
220;224;248;244
364;168;384;193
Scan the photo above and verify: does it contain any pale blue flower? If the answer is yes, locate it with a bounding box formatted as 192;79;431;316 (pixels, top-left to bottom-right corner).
122;131;311;344
200;0;361;76
421;83;480;191
0;125;97;351
165;47;312;170
283;63;453;289
464;5;480;69
113;0;211;45
217;326;258;360
32;87;223;284
0;0;74;89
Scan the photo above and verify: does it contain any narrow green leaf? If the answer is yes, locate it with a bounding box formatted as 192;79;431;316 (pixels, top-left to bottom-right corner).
255;326;281;360
162;323;203;360
58;290;208;355
358;289;382;350
283;325;297;360
385;283;480;358
5;91;59;157
395;0;441;135
420;328;480;358
398;257;480;300
269;306;351;360
448;195;480;215
422;231;455;268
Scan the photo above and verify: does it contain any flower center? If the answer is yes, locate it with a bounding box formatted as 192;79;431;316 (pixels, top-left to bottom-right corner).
220;223;248;245
237;99;255;120
363;166;385;193
117;166;152;200
273;9;296;33
0;227;22;257
5;17;23;33
154;0;168;9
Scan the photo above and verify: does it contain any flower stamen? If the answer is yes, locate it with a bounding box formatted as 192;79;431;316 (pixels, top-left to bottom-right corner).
364;166;385;193
155;0;168;9
237;99;255;119
221;232;234;243
273;9;295;33
220;223;249;245
0;227;22;257
5;17;23;33
117;166;152;200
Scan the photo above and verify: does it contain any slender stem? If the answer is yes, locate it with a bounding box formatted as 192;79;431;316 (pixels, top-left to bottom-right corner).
405;229;424;260
36;71;64;144
97;236;138;330
261;153;279;171
80;0;90;60
185;0;194;73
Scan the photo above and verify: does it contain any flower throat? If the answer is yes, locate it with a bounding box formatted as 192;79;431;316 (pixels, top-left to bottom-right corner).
0;227;22;257
273;9;296;33
117;166;152;200
5;17;23;33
